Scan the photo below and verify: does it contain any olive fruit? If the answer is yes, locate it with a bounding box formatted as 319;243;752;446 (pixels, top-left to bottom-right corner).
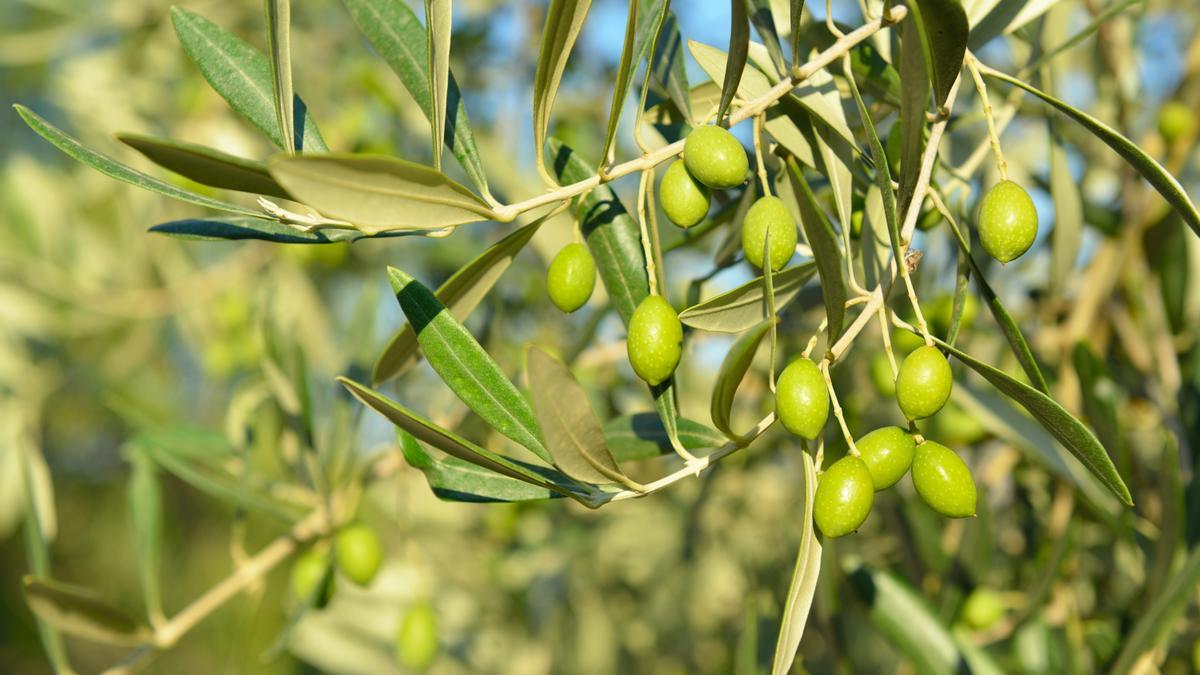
1158;101;1194;143
546;243;596;313
961;588;1006;630
869;352;896;397
928;293;978;339
683;125;748;189
912;440;977;518
896;345;953;420
776;357;829;440
660;160;710;228
813;456;875;538
290;548;335;609
395;602;439;671
742;196;798;271
627;295;683;386
855;426;916;490
334;522;383;587
978;180;1038;263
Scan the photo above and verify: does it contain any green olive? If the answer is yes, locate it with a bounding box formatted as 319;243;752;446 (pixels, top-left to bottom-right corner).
627;295;683;386
546;243;596;313
395;602;439;671
978;180;1038;263
890;327;926;355
921;401;988;446
290;548;335;609
660;160;711;228
912;440;977;518
855;426;916;490
1158;101;1194;143
928;293;979;340
813;455;875;538
961;587;1006;630
775;357;829;440
917;202;942;231
742;196;798;271
334;522;383;587
895;345;953;420
869;352;896;397
683;125;748;189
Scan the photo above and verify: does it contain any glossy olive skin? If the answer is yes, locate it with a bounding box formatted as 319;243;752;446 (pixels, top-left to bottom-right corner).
856;426;916;490
912;440;977;518
660;160;711;228
1158;101;1194;143
742;196;798;271
546;243;596;313
776;357;829;440
683;125;748;189
395;602;439;671
290;549;335;609
896;345;953;420
627;295;683;386
978;180;1038;263
335;522;383;587
961;588;1006;630
814;456;875;538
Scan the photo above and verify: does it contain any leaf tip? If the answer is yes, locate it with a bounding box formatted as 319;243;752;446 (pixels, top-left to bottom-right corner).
385;266;414;293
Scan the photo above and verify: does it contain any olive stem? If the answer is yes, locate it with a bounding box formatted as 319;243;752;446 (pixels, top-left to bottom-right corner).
636;169;660;297
965;52;1009;182
764;236;779;393
819;359;859;456
802;317;829;359
877;304;900;379
752;113;773;197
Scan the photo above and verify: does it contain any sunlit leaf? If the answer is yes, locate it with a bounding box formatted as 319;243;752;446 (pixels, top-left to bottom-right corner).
711;318;774;440
398;430;564;503
785;158;846;340
897;17;930;215
425;0;452;170
150;216;385;243
909;0;969;110
599;0;667;166
602;414;727;461
717;0;750;123
265;0;296;154
679;262;817;333
532;0;593;184
117;134;290;199
771;452;820;675
648;11;691;124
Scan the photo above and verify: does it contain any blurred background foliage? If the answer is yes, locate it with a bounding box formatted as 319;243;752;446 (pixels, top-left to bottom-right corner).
2;0;1200;673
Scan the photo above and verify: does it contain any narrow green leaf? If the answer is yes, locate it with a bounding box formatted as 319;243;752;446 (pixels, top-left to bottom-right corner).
373;219;544;384
771;452;821;675
600;0;668;166
649;11;692;124
13;105;260;217
150;216;384;243
718;0;750;123
170;6;327;152
387;267;550;463
984;66;1200;239
1048;123;1081;295
425;0;452;170
398;430;563;503
803;21;901;106
897;17;930;216
711;318;775;439
22;577;150;647
746;0;786;76
814;125;854;234
268;154;493;235
19;444;70;673
603;414;727;461
340;0;489;193
788;0;802;69
126;455;163;622
936;338;1132;505
532;0;594;185
265;0;296;154
527;347;630;486
679;262;817;332
909;0;969;110
1108;546;1200;674
117;133;289;198
786;158;846;340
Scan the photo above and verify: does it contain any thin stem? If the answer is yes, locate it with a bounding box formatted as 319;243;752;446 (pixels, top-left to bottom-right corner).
878;304;899;377
802;317;829;359
819;360;858;455
637;169;660;296
966;52;1008;181
753;113;773;197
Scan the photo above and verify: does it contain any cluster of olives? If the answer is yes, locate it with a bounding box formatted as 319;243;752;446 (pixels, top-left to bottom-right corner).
775;345;977;538
289;522;383;608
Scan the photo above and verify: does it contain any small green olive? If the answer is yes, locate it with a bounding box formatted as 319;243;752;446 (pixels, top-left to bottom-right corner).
627;295;683;386
813;455;875;538
395;602;439;671
869;352;896;397
978;180;1038;263
912;440;977;518
683;125;749;189
961;587;1006;630
921;401;988;446
855;426;916;490
290;548;335;609
742;196;798;271
775;357;829;440
890;327;926;355
895;345;953;420
334;522;383;587
1158;101;1194;143
660;160;711;228
546;243;596;313
917;202;942;231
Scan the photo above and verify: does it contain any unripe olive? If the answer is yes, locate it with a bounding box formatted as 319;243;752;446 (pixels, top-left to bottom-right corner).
1158;101;1194;143
922;401;988;446
683;125;748;189
742;196;798;271
813;455;875;538
334;522;383;587
917;202;941;231
290;548;335;609
869;352;896;397
978;180;1038;263
896;345;953;420
660;160;711;228
627;295;683;386
395;602;439;671
775;357;829;440
890;327;926;355
546;243;596;313
961;587;1005;630
850;209;863;239
928;293;978;339
912;440;977;518
856;426;916;490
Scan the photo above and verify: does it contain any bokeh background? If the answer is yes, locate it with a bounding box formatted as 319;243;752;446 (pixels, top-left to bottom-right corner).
3;0;1200;673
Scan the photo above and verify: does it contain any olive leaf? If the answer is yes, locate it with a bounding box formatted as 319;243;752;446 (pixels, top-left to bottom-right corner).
19;445;69;672
711;318;775;440
602;414;727;461
265;0;296;154
600;0;668;167
648;11;692;124
373;218;544;384
340;0;489;194
22;577;151;647
788;0;802;68
267;154;494;235
386;267;551;464
717;0;750;123
679;262;817;333
149;216;388;243
770;452;821;675
908;0;969;110
398;430;564;503
170;6;327;152
532;0;593;185
117;134;290;199
425;0;452;170
896;17;930;215
126;454;163;621
785;158;847;340
746;0;786;76
13;106;260;217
